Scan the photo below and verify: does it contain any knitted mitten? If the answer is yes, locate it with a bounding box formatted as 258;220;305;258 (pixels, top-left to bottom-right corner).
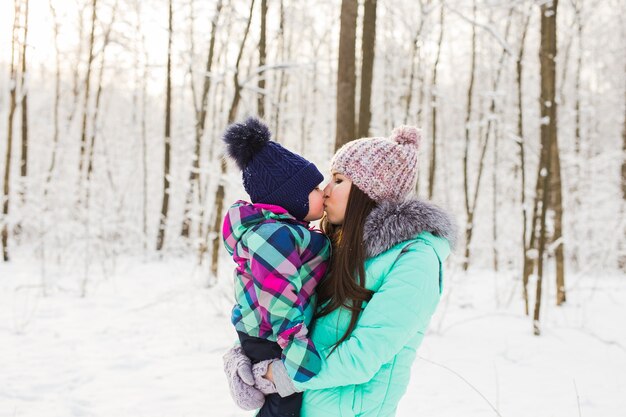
223;346;265;410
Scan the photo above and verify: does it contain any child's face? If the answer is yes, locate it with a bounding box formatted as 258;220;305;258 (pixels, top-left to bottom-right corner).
303;186;325;221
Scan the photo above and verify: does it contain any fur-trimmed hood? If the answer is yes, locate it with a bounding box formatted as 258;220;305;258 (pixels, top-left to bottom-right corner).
363;198;457;258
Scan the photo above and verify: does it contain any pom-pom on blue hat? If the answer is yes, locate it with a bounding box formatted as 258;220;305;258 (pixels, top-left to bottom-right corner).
222;117;323;220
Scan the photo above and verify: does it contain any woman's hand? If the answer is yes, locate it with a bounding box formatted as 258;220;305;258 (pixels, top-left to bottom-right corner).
265;362;274;382
252;359;279;394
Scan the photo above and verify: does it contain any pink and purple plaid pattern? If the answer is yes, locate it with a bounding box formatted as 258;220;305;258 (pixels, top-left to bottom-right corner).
223;200;331;382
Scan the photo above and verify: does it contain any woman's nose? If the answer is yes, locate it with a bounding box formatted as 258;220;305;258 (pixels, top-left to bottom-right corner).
322;182;331;198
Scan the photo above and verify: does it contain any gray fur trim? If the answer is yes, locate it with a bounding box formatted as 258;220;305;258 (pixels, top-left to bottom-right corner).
363;198;458;258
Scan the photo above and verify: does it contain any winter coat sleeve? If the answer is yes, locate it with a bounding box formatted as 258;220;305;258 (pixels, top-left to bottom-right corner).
245;223;323;383
293;241;442;391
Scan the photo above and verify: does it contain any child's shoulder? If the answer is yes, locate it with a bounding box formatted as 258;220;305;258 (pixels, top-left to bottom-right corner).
248;220;329;246
246;219;302;243
306;226;330;243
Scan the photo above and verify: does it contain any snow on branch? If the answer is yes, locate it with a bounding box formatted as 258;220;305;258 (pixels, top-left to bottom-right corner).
442;0;514;55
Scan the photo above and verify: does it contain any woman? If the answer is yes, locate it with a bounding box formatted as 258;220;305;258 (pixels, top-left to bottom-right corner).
224;125;456;416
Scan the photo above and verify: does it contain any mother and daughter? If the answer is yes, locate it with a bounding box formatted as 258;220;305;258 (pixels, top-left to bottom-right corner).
221;117;456;417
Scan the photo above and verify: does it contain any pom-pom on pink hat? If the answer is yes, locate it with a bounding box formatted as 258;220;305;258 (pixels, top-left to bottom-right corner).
330;125;422;203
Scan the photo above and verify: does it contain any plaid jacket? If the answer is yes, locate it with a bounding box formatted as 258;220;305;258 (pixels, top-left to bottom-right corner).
222;200;331;383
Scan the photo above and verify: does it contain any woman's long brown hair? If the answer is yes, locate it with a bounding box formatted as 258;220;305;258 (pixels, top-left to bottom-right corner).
316;184;377;355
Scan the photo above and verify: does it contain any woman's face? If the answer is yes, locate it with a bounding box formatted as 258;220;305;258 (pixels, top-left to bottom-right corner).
323;172;352;225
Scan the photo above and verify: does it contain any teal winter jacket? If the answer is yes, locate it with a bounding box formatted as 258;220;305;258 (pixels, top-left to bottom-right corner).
292;198;456;417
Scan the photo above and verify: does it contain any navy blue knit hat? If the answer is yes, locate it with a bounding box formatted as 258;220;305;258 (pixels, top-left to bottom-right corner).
222;117;324;220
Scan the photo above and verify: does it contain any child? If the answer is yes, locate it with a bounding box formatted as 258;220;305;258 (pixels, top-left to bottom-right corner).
221;117;331;417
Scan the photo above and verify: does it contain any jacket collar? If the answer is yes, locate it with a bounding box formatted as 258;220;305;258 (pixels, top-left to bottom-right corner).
363;198;457;258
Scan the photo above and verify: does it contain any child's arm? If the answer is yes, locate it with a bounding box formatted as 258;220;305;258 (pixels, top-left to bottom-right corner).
246;223;326;383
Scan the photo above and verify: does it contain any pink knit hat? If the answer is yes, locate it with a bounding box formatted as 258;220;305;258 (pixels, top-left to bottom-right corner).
330;125;422;203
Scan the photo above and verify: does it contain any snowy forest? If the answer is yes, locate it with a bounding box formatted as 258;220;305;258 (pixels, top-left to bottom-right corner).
1;0;625;416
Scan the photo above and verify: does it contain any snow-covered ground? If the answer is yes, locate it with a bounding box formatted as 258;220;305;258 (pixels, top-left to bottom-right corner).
1;255;625;417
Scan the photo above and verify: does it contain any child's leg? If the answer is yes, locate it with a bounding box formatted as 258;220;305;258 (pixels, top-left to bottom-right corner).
257;392;302;417
237;331;282;363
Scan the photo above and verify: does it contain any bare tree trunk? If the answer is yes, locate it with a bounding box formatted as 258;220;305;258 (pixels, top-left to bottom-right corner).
209;0;256;279
622;57;626;201
226;0;255;130
617;51;626;272
86;2;117;185
462;5;512;271
272;0;285;136
404;1;432;128
78;0;98;192
19;0;29;205
132;0;149;251
492;125;499;273
277;4;294;143
404;35;419;124
616;31;626;272
335;0;358;150
548;0;567;304
45;0;61;199
551;129;566;305
404;41;418;126
620;50;626;270
182;0;198;240
2;0;22;262
157;0;174;251
462;0;477;271
258;0;267;118
382;21;393;135
428;3;444;199
357;0;376;138
534;0;558;336
299;79;308;155
68;1;86;125
489;8;514;274
571;0;583;268
517;9;532;316
181;0;223;239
